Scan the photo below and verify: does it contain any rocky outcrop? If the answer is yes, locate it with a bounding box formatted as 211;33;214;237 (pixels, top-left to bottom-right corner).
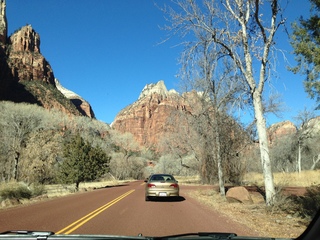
138;80;178;99
8;25;55;84
112;80;193;148
268;121;297;144
55;78;95;118
0;2;95;119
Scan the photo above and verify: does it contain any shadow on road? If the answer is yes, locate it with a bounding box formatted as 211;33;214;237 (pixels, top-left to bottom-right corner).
95;184;129;190
147;196;186;202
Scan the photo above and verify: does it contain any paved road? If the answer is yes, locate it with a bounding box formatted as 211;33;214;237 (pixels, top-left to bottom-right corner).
0;181;253;237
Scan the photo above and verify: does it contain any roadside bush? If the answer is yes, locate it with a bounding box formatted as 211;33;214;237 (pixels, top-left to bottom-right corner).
277;185;320;220
267;186;293;214
30;184;47;197
0;183;32;200
292;186;320;219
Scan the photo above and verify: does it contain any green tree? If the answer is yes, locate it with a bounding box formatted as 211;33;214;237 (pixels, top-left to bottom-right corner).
58;134;110;190
290;0;320;108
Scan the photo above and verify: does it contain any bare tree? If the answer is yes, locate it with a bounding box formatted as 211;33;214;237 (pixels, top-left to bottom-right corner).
161;0;286;205
110;130;141;160
0;102;47;181
19;130;62;184
179;36;248;195
294;108;318;172
109;130;144;179
270;133;296;172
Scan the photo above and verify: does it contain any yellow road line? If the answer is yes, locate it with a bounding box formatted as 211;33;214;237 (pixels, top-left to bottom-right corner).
56;189;135;234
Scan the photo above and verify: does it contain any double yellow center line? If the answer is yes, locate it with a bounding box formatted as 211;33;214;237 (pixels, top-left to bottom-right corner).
56;189;135;234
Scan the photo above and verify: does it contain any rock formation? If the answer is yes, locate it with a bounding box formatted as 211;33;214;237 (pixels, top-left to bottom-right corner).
55;78;95;118
0;0;7;45
112;80;193;148
268;121;297;144
0;1;95;118
8;25;55;84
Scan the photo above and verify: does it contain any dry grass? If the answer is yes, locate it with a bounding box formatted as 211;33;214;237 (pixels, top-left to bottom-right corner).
182;171;319;239
184;188;308;239
244;170;320;187
175;175;201;184
176;170;320;187
44;179;128;198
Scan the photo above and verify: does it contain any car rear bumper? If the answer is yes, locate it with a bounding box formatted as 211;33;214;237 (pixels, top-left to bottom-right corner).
146;190;179;197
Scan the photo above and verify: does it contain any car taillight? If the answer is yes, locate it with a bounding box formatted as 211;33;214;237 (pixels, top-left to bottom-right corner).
147;183;156;188
170;183;179;188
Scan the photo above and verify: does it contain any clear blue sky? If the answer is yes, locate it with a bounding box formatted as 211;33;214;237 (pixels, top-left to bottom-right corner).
6;0;319;125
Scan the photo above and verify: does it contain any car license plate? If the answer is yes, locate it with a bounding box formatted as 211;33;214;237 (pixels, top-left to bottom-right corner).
159;192;167;196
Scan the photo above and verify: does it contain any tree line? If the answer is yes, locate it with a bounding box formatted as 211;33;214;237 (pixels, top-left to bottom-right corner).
1;99;318;189
0;101;149;188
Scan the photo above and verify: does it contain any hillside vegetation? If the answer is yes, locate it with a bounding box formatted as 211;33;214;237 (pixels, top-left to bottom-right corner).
0;101;319;211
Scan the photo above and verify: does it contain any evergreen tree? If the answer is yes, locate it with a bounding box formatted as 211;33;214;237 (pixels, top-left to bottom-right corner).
58;134;110;190
290;0;320;108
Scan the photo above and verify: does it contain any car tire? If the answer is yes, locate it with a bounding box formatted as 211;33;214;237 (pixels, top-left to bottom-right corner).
145;196;150;201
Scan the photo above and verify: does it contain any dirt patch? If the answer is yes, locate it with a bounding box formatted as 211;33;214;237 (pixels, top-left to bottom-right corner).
183;187;309;239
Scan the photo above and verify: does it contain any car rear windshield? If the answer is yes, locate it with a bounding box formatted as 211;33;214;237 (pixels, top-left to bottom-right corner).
150;175;175;181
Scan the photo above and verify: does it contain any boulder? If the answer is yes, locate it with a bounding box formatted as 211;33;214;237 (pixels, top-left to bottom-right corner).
226;186;253;204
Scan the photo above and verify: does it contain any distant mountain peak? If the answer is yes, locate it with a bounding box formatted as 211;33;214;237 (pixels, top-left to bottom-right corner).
138;80;178;100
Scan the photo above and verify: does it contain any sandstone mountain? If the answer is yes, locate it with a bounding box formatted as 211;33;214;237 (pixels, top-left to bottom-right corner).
0;0;94;118
1;0;318;148
55;79;95;118
112;80;194;148
113;79;320;150
267;121;297;144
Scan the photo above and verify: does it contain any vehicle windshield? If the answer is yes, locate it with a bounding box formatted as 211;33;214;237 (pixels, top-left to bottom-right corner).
0;0;319;240
149;174;176;182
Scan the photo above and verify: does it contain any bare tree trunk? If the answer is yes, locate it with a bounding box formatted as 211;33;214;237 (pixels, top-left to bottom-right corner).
216;144;225;196
253;93;275;206
213;109;225;196
311;154;320;170
297;142;302;173
13;151;20;180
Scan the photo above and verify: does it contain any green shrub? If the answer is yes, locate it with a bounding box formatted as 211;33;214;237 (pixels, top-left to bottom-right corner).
31;184;47;197
0;183;32;200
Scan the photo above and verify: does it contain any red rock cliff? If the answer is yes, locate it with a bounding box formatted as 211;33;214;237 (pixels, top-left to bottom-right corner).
0;3;95;118
268;121;297;144
112;81;192;148
8;25;55;84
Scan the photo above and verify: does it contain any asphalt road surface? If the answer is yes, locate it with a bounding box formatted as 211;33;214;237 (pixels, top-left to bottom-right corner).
0;181;253;237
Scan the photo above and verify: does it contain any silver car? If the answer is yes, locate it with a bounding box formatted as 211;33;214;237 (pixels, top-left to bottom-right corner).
145;174;179;201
